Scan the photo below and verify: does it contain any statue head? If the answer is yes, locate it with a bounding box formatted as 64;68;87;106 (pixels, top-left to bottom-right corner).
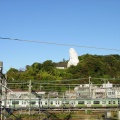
69;48;78;60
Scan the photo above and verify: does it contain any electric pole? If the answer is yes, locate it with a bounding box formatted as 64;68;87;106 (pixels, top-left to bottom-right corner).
0;61;7;120
0;61;3;120
28;80;32;115
89;76;91;98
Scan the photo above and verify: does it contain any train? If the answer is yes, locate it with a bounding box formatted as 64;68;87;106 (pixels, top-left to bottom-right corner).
1;98;120;110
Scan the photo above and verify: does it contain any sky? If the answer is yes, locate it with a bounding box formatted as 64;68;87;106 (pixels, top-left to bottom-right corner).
0;0;120;73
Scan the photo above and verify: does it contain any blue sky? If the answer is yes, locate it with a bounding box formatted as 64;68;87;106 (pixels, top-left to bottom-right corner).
0;0;120;73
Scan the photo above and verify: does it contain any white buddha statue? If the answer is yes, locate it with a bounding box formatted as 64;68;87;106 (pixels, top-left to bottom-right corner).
67;48;79;67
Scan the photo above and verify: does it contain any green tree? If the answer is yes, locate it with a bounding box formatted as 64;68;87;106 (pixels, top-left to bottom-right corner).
42;60;55;74
7;68;19;81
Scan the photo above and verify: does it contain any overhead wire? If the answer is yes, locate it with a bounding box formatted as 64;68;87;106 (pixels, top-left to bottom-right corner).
0;37;120;51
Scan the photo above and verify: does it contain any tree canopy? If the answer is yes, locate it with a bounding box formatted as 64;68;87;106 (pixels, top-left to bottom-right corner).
7;54;120;84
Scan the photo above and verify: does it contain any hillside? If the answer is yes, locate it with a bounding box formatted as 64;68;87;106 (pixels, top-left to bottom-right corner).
7;54;120;84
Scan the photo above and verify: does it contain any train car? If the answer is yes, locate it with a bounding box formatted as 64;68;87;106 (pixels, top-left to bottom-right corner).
76;98;119;108
4;98;120;110
60;98;119;109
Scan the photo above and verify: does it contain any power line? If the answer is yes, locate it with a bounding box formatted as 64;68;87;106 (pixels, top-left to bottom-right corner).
0;37;120;51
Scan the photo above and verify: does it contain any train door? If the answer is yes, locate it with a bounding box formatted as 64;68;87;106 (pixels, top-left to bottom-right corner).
69;100;75;107
55;100;60;107
74;100;78;107
102;100;106;107
6;100;10;108
22;100;27;107
87;100;91;107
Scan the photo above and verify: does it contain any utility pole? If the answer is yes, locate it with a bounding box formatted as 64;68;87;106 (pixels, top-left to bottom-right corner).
0;61;7;120
89;76;91;98
3;78;7;120
104;79;107;98
69;84;70;99
28;80;32;115
0;62;3;120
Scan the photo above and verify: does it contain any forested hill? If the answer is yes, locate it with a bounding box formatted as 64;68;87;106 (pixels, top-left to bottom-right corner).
7;54;120;84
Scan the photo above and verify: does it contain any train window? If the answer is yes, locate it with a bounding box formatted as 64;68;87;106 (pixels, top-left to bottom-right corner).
78;101;84;104
113;101;116;104
30;101;36;105
12;101;19;104
102;101;106;104
50;101;53;104
108;101;111;104
94;101;100;104
45;102;47;105
65;101;69;104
